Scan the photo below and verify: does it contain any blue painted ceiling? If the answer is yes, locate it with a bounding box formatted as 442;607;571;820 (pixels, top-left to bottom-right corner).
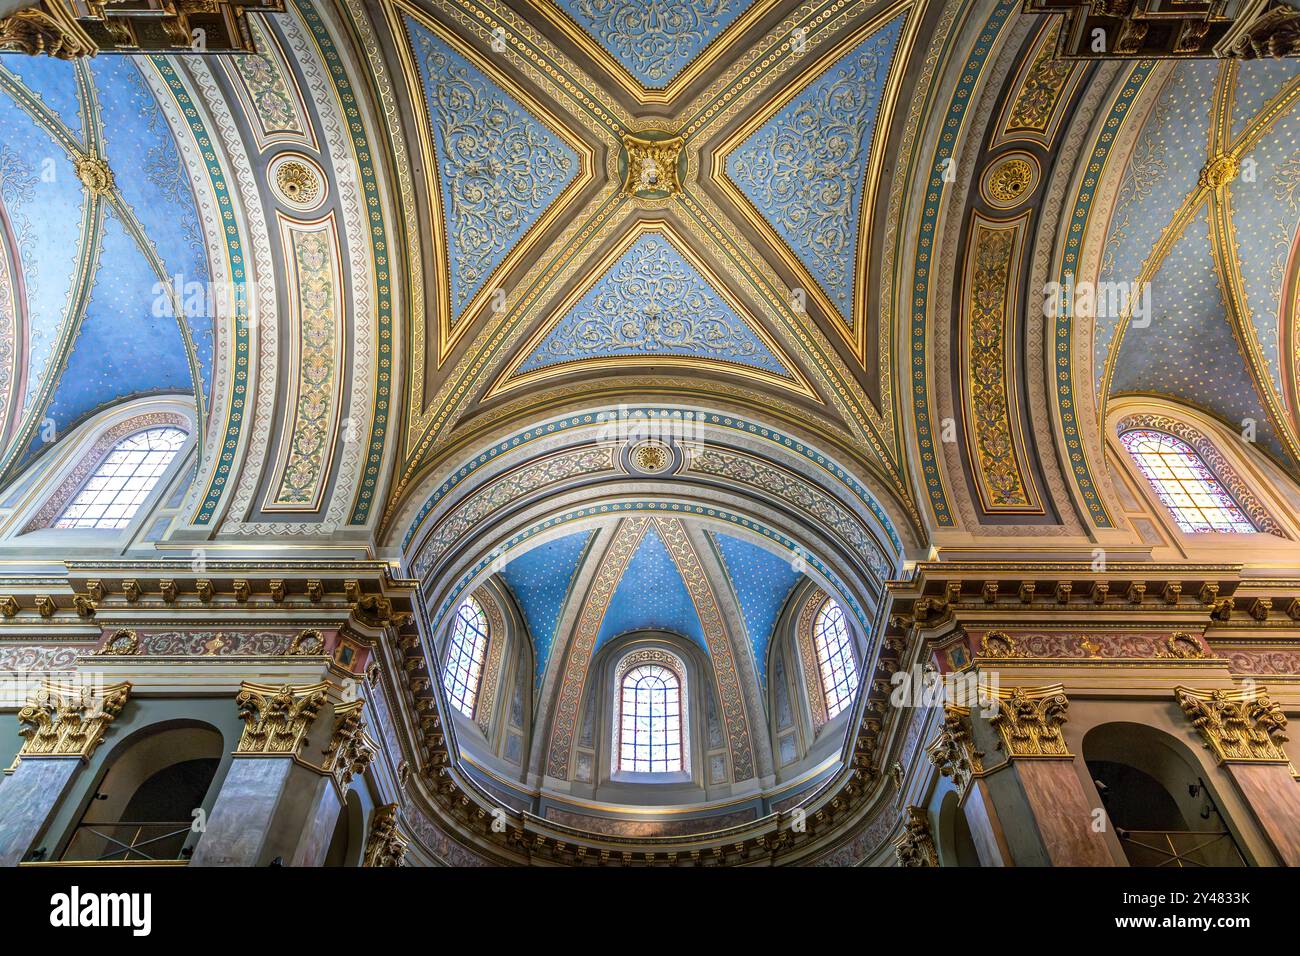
500;529;593;690
0;55;209;476
497;521;809;692
551;0;757;89
725;12;904;326
711;532;802;686
516;232;790;377
594;523;706;652
1099;58;1300;472
403;15;578;324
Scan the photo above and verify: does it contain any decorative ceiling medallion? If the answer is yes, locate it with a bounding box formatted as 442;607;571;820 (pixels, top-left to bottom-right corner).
629;438;673;474
1199;151;1240;189
74;154;115;197
269;152;328;211
980;153;1038;209
620;130;684;200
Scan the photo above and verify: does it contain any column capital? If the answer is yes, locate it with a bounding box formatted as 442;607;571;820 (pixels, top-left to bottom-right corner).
894;806;937;867
322;699;373;790
925;706;984;798
989;684;1072;759
234;681;329;757
1175;686;1290;764
16;681;131;762
363;804;408;867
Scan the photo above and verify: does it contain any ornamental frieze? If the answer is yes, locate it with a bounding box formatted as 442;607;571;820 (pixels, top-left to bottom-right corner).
963;628;1212;662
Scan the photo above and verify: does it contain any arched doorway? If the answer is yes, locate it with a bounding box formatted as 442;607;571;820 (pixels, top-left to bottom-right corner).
62;723;222;862
1083;722;1245;867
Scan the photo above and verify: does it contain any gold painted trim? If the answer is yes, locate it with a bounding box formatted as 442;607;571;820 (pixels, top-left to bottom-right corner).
487;219;819;400
386;0;600;368
709;0;917;366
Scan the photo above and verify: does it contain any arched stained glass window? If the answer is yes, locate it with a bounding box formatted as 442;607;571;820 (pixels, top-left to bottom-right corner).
814;599;859;720
54;427;187;529
1120;429;1256;534
443;597;489;719
618;663;683;774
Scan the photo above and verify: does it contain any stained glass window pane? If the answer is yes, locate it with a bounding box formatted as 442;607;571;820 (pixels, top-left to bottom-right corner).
1119;430;1255;534
443;597;489;719
618;663;683;773
814;599;859;720
54;428;187;530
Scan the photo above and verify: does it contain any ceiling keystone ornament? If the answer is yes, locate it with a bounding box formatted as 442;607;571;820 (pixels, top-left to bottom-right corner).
17;682;131;760
234;681;328;756
363;803;408;867
988;684;1072;758
1199;152;1240;189
73;154;114;197
629;438;672;474
621;130;684;200
1175;686;1290;763
894;806;938;867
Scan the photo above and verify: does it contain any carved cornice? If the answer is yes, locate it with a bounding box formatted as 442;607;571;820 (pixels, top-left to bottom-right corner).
17;681;130;761
893;806;937;867
363;803;408;867
988;684;1071;759
1175;686;1290;764
0;0;286;56
234;681;328;757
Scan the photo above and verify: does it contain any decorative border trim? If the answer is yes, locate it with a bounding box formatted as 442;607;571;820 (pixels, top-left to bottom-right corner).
1054;62;1156;529
908;0;1017;527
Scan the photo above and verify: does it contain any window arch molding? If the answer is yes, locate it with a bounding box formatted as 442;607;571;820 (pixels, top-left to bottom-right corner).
1114;411;1286;538
10;401;194;537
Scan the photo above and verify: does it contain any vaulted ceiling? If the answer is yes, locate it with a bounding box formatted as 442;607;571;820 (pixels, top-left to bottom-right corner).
1;0;1298;562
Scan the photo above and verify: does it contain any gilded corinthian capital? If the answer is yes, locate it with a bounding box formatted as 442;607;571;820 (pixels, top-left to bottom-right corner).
926;707;984;797
17;681;131;760
1175;686;1290;764
363;803;408;867
234;681;328;756
988;684;1072;758
894;806;938;867
322;699;373;789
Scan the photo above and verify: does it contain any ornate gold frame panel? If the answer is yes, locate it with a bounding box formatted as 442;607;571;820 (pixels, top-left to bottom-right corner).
960;210;1042;515
989;17;1084;151
486;219;819;400
219;15;319;155
709;0;919;366
263;211;347;513
385;0;599;367
522;0;783;105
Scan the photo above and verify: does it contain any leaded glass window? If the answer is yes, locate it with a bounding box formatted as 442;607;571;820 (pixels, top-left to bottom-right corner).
443;597;489;719
618;663;683;774
1119;429;1255;534
55;427;187;529
814;599;859;720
